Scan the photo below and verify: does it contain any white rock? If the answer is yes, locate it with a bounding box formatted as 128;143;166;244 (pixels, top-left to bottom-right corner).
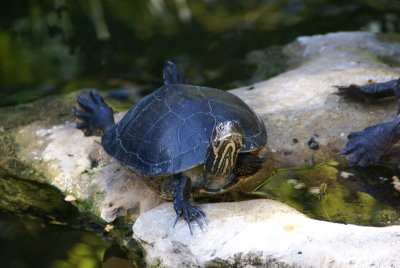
15;121;162;222
64;195;76;202
232;31;400;167
133;200;400;268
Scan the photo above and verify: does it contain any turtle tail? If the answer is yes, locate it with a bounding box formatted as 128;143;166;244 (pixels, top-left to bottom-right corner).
163;61;185;85
73;90;115;136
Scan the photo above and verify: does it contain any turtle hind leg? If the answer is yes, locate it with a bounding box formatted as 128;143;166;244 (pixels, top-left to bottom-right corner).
173;174;207;235
335;78;400;102
163;61;185;85
234;153;264;177
338;117;400;166
73;90;115;136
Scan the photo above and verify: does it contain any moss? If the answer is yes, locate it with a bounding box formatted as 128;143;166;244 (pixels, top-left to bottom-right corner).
376;33;400;45
0;129;48;183
0;93;76;129
0;172;79;223
0;124;107;228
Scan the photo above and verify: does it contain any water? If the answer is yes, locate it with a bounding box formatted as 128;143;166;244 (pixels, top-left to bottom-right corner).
0;210;109;268
0;209;143;268
0;171;142;267
1;0;399;106
251;162;400;226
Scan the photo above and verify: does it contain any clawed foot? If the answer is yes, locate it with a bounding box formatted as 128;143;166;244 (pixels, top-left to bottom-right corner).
335;78;400;102
338;124;395;167
73;91;114;136
173;199;207;235
334;84;375;102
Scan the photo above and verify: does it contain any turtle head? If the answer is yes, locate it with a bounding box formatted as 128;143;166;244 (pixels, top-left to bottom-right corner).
204;121;244;190
211;121;244;154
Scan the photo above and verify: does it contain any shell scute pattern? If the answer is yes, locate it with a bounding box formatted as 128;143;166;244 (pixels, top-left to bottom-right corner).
101;84;267;177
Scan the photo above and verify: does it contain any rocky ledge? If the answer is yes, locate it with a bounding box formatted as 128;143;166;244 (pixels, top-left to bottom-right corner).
1;31;400;267
134;199;400;268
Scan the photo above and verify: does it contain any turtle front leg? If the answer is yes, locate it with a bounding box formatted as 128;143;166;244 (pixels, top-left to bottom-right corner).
73;91;115;136
173;174;207;235
338;116;400;166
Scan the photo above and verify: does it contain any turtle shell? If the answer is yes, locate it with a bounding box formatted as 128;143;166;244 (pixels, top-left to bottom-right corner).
102;84;267;177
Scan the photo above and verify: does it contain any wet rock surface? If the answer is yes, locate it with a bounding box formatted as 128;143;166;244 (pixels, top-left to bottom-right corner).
1;32;400;267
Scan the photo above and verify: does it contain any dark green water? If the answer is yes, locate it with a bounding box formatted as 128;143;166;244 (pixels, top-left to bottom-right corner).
0;210;108;268
1;0;399;106
251;162;400;227
1;0;400;267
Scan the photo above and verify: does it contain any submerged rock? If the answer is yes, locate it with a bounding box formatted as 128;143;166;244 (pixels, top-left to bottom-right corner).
1;32;400;267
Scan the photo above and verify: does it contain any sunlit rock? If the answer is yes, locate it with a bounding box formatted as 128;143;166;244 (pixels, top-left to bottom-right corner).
233;31;400;167
133;199;400;267
3;116;162;223
64;195;77;202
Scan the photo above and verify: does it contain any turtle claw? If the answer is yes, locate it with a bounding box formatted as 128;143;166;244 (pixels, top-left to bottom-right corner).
76;121;89;130
73;91;115;136
172;212;182;229
339;130;379;166
339;119;400;166
335;79;400;102
334;84;369;101
189;205;207;230
90;90;106;105
77;95;96;112
73;108;90;119
173;200;207;235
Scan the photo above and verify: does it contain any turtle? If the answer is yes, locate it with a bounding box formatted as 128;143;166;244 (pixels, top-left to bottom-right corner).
73;61;267;233
336;77;400;166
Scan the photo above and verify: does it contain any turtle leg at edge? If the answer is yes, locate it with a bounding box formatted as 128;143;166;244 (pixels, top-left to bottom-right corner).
163;61;185;85
335;78;400;104
73;91;115;136
173;174;207;235
234;153;264;176
338;116;400;166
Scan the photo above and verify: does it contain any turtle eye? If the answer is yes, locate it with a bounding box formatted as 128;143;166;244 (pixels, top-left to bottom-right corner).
216;124;224;132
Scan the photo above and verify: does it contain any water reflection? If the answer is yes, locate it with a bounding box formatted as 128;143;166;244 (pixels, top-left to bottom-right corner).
251;161;400;226
1;0;399;106
0;210;109;268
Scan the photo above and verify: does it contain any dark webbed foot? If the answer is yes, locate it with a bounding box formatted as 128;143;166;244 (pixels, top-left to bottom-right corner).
234;153;264;177
163;61;185;85
338;117;400;166
335;78;400;102
173;174;207;235
73;91;115;136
